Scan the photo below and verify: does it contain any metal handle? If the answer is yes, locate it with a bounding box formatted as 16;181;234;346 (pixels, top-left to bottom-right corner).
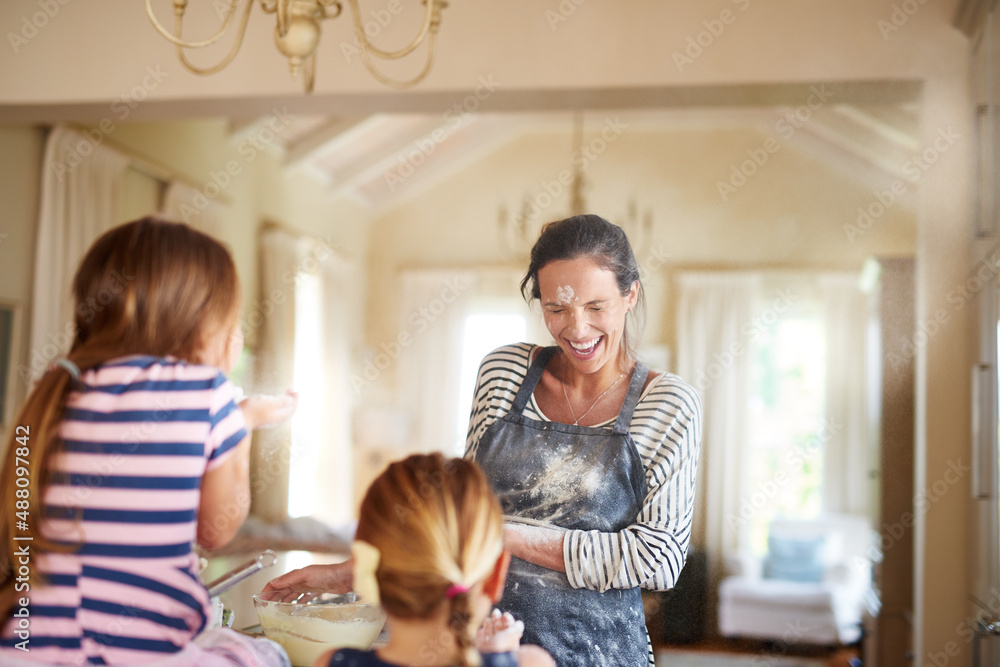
206;550;278;598
972;364;994;500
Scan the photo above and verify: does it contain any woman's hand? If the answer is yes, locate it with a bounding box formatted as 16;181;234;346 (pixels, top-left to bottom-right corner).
259;560;353;603
240;390;298;431
476;608;524;654
503;523;567;573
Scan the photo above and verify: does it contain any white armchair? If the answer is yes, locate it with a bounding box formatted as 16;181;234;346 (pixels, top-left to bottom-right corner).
717;513;874;645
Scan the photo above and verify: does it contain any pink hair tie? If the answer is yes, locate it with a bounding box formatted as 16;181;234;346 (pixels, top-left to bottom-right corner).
445;584;469;599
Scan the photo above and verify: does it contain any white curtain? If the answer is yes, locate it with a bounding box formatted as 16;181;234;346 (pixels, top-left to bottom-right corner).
252;227;356;527
472;266;551;347
29;126;129;382
160;180;228;238
313;244;355;527
820;273;873;516
397;270;477;455
250;228;302;523
676;273;757;584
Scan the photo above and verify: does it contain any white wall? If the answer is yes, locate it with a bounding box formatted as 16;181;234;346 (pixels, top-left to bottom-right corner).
0;126;44;430
83;119;372;350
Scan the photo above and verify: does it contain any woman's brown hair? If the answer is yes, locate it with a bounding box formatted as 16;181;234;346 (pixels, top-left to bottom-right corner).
0;217;242;616
519;214;647;369
356;453;504;667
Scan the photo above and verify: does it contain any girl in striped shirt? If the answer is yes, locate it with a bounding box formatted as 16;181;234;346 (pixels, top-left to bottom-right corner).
0;218;297;666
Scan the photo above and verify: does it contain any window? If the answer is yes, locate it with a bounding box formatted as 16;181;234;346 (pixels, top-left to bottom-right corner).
745;304;826;554
455;312;527;454
289;271;323;518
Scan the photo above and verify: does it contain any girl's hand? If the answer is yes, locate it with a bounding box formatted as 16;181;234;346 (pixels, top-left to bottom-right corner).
240;390;298;431
475;608;524;654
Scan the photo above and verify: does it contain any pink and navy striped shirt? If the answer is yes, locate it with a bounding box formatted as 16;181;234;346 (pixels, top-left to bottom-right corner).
0;356;247;665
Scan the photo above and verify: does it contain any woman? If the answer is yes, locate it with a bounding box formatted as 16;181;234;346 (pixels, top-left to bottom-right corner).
264;215;701;666
465;214;701;666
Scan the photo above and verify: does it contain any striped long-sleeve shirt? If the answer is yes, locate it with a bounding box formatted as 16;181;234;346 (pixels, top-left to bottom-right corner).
1;356;247;665
466;343;702;593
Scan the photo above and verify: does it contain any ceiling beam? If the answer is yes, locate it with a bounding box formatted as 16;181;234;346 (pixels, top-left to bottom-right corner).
283;116;377;168
321;115;471;190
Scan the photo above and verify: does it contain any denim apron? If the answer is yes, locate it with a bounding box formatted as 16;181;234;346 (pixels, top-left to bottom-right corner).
474;346;649;667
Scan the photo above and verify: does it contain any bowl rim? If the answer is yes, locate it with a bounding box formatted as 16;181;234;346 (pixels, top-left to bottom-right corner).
251;592;383;611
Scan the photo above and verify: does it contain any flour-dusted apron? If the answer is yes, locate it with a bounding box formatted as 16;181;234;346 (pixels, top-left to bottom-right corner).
473;346;650;667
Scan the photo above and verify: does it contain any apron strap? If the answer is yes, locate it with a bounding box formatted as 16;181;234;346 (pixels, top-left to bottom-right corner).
511;346;649;434
612;361;649;435
509;346;558;416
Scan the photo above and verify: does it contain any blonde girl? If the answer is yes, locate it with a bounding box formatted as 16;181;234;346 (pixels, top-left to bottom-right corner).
0;217;296;666
315;453;552;667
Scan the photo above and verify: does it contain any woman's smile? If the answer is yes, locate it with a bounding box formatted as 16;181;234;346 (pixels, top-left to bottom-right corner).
566;335;603;359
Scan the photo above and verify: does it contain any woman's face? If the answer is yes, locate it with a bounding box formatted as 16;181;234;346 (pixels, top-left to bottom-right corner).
537;256;637;376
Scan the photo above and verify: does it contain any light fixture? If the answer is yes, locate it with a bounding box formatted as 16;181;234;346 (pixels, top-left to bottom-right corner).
145;0;446;94
498;112;652;258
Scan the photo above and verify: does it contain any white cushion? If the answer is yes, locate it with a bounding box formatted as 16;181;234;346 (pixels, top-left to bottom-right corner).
719;576;835;611
716;513;872;646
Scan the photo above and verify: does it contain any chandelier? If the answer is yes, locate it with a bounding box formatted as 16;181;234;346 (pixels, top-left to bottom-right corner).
145;0;447;94
498;113;652;258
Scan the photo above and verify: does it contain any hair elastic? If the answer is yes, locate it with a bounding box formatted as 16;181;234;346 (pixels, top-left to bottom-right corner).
351;540;382;605
53;358;81;380
445;584;469;599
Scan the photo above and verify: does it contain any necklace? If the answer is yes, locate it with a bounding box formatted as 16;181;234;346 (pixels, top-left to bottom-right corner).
561;369;626;426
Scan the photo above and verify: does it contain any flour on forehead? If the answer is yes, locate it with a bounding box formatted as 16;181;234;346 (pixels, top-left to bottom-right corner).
555;284;577;306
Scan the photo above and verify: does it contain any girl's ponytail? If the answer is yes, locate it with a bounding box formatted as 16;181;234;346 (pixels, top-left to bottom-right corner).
356;454;504;666
448;590;481;667
0;363;78;618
